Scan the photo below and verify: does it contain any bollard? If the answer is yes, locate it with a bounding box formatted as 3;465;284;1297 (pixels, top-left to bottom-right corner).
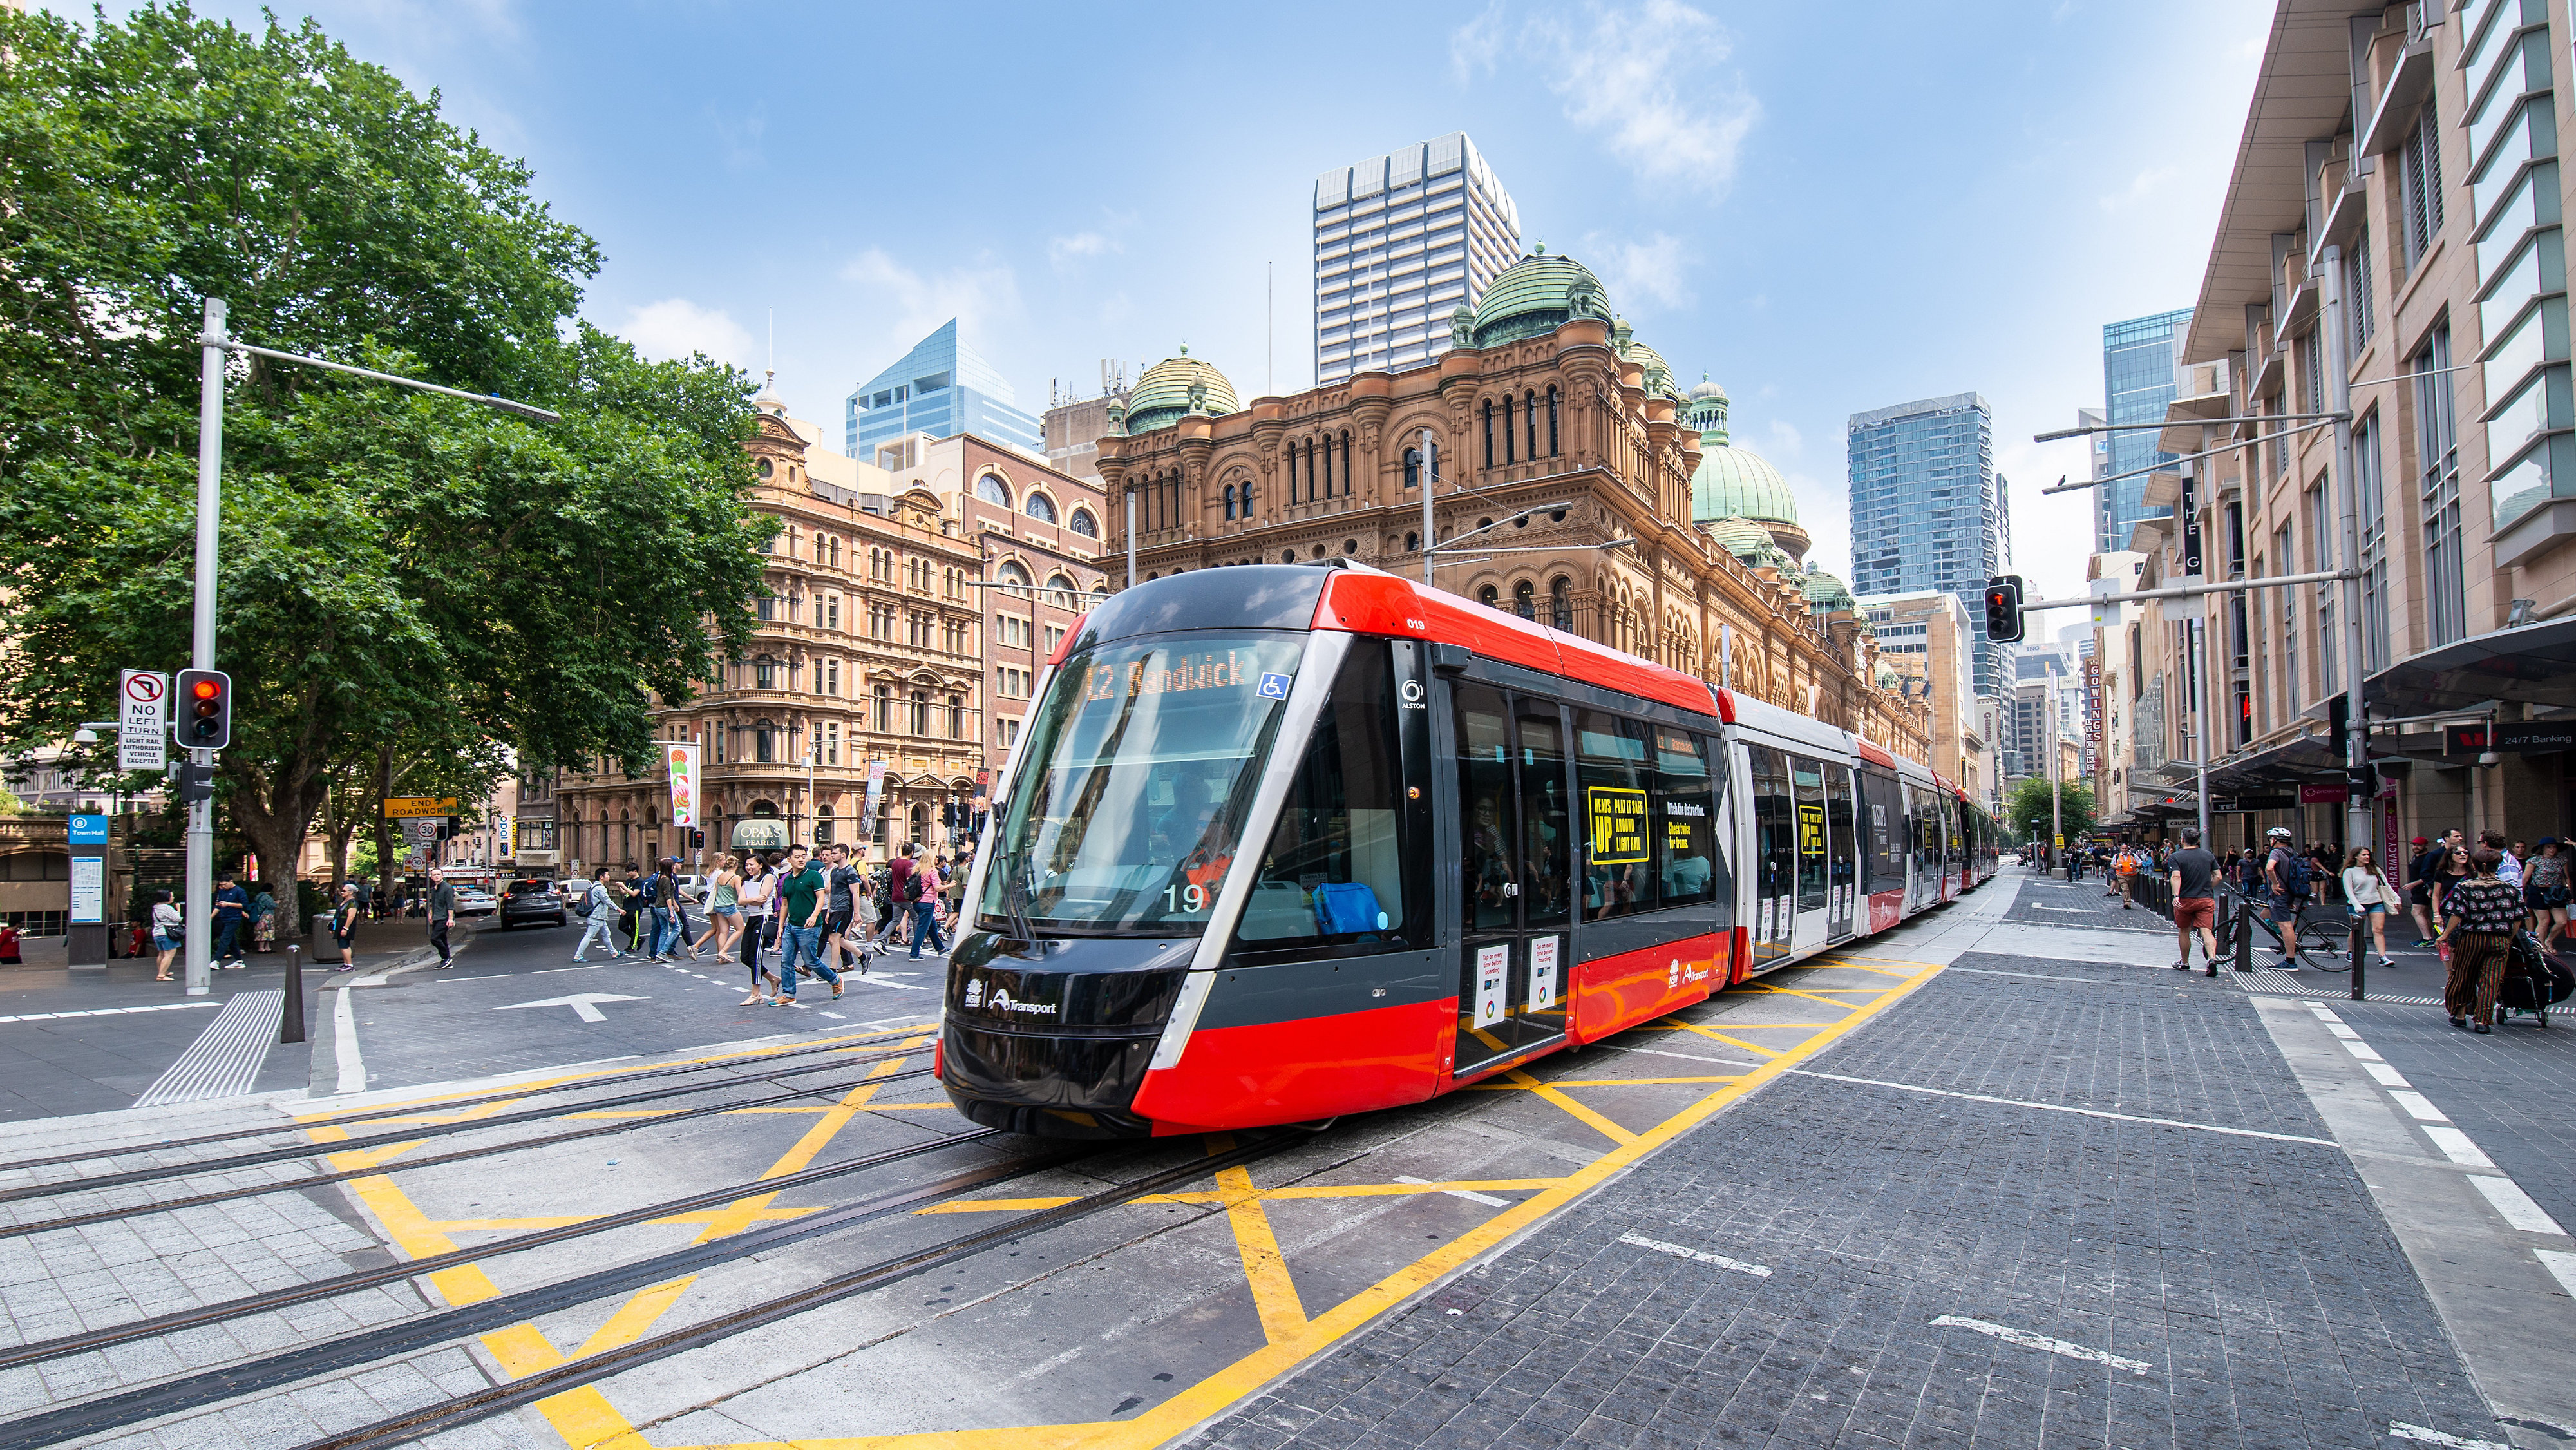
2208;895;2225;978
279;942;306;1043
2235;893;2255;972
2350;917;2367;1001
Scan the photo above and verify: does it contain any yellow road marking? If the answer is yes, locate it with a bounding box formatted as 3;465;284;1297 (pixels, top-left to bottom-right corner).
656;1043;926;1245
287;1026;921;1122
1469;1075;1741;1089
1502;1068;1637;1144
1208;1136;1307;1344
1654;1022;1784;1057
422;1216;596;1232
489;1275;697;1450
564;1111;686;1120
1685;1018;1848;1028
1808;960;1935;977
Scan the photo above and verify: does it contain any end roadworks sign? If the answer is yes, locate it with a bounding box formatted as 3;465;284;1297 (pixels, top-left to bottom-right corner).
384;796;460;819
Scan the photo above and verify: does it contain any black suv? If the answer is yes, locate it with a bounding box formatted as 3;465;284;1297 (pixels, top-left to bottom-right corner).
498;879;568;930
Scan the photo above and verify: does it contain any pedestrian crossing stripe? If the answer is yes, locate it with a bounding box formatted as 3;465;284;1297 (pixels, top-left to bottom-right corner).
0;1002;223;1025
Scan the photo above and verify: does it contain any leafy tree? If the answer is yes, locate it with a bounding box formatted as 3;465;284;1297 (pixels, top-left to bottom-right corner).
0;787;24;816
0;6;772;881
2005;777;2096;847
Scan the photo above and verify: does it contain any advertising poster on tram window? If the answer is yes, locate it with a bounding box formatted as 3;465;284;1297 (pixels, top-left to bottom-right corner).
1586;787;1647;864
1473;944;1508;1029
1528;935;1560;1012
664;745;700;828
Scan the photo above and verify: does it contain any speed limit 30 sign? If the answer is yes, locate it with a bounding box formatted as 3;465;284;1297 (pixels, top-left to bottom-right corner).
118;670;169;772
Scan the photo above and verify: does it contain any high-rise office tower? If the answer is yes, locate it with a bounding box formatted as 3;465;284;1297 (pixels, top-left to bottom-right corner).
2098;308;2191;553
846;320;1041;463
1312;131;1521;386
1847;392;2009;699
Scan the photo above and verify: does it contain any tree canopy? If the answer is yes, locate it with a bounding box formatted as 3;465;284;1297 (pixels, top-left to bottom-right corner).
0;5;773;879
2004;777;2097;846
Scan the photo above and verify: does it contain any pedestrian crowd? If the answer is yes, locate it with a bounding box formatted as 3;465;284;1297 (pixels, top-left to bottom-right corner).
567;841;969;1007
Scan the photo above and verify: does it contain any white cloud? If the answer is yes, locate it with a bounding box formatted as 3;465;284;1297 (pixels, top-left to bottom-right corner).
840;248;1023;352
1765;419;1803;458
2097;164;2179;212
1589;231;1693;309
1449;0;1508;83
620;299;755;368
1048;231;1118;269
714;110;766;172
1536;0;1760;201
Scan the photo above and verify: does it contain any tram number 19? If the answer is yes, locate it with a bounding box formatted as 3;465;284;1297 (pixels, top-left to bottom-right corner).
1164;883;1209;915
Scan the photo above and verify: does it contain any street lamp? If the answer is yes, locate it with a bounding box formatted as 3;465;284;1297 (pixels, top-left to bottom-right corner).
182;298;556;996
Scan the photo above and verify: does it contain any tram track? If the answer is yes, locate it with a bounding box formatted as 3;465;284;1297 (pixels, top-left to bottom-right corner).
0;1132;1064;1450
0;1058;936;1243
0;1033;932;1205
281;1130;1300;1450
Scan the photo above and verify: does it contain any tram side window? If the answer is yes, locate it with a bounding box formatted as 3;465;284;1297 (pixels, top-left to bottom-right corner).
1859;765;1902;892
1238;642;1428;947
1576;711;1657;919
1750;745;1792;922
1653;727;1727;917
1790;756;1827;911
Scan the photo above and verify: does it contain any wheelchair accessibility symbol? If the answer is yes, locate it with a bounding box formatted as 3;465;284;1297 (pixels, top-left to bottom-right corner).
1257;672;1294;700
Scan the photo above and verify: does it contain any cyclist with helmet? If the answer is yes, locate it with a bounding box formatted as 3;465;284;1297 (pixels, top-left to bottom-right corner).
2262;826;2313;969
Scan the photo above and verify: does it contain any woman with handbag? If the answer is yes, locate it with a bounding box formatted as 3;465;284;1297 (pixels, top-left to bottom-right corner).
2341;848;2400;968
735;855;783;1006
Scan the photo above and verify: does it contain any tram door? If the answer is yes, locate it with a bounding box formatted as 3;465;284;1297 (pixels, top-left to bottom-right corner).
1825;764;1857;939
1748;745;1795;965
1790;756;1830;947
1452;685;1573;1076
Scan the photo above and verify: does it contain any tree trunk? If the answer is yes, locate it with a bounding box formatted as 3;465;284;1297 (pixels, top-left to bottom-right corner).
229;759;329;915
374;745;397;906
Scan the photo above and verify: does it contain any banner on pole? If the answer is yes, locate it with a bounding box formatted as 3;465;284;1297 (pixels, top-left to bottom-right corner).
497;814;515;859
861;759;889;844
665;745;701;828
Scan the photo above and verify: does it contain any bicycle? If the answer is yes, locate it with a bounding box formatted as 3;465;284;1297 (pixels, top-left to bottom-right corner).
2222;885;2352;971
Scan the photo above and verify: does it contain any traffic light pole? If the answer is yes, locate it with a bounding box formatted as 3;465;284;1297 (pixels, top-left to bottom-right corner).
184;300;227;997
2320;245;2375;867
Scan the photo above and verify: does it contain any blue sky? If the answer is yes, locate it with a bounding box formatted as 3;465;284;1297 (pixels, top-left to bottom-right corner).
87;0;2269;605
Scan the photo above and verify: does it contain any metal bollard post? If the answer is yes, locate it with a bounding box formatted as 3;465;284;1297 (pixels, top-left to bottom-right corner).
279;942;306;1043
2235;893;2255;972
2208;895;2225;978
2350;917;2367;1001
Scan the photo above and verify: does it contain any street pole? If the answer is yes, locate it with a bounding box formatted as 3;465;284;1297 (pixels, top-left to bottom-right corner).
2049;660;2064;875
1124;486;1137;591
2319;245;2373;860
2193;616;2211;846
1420;426;1437;585
185;298;227;998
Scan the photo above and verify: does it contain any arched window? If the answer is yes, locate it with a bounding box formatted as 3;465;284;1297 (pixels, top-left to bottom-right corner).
909;689;930;735
1551;576;1573;630
1321;434;1334;497
1047;574;1077;609
1403;448;1420;489
976;473;1011;508
998;560;1032;598
1282;551;1297;564
1525;392;1539;458
1548;386;1560;456
1478;584;1500;610
754;655;775;689
1224;484;1236;520
757;458;774;480
755;720;776;763
1502;395;1516;463
1405;531;1419;551
1025;491;1057;524
1481;401;1495;467
948;693;965;738
1514;580;1535;619
756;591;773;621
1341;432;1353;496
815;805;835;845
1068;508;1099;539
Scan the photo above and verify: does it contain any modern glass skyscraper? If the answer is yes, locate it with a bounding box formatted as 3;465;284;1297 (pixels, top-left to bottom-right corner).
1847;392;2008;698
2098;308;2192;553
846;320;1041;462
1312;131;1521;386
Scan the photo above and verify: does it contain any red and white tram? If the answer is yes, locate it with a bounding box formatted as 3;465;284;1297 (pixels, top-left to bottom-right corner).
942;564;1998;1138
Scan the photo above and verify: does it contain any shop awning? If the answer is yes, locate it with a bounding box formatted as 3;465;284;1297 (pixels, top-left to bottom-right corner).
2364;617;2576;714
2204;729;2342;793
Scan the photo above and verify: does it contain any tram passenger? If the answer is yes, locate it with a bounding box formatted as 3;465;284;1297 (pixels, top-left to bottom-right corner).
1464;793;1511;919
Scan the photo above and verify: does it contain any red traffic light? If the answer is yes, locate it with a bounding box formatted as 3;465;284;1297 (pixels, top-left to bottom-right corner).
190;679;220;700
174;668;232;750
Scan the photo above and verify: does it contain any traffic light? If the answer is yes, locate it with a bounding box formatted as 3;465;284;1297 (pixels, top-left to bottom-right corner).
173;761;216;806
174;668;232;750
690;828;705;850
1982;575;2025;645
439;815;459;841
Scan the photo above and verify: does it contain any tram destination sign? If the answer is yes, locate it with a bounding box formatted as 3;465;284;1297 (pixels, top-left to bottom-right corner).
2443;721;2576;754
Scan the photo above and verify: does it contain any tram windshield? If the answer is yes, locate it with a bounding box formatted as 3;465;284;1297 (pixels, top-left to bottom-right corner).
981;631;1305;933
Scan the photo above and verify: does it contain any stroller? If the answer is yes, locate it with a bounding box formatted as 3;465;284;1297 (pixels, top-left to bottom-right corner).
2498;930;2576;1027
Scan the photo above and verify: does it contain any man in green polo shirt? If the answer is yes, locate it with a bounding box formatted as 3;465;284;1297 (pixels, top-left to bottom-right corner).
773;844;840;1002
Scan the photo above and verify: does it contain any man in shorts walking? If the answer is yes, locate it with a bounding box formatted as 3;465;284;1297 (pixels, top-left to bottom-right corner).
822;843;870;977
2167;826;2220;971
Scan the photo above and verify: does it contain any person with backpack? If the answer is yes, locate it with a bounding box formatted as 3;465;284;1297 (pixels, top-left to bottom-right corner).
573;866;626;963
893;842;949;960
2262;826;2313;969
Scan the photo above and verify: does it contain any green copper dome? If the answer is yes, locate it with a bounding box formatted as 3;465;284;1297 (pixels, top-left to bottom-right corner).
1620;330;1682;403
1702;515;1769;557
1800;562;1855;611
1469;245;1612;349
1689;382;1798;537
1123;347;1239;434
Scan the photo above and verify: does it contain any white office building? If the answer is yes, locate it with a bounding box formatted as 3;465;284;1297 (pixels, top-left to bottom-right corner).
1312;131;1520;386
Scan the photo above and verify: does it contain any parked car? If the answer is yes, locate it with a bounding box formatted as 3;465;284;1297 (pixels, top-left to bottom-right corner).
498;879;567;930
450;886;497;918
